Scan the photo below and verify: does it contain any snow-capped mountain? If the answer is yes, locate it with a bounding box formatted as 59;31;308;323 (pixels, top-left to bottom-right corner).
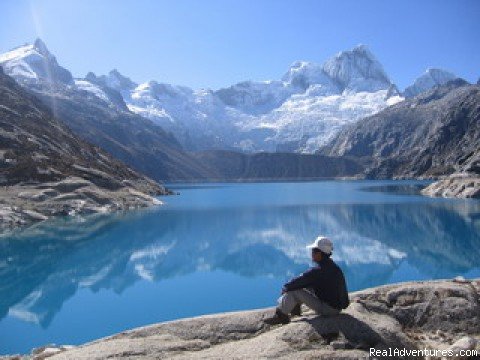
0;38;73;85
1;40;406;152
103;44;403;152
403;68;457;98
322;44;393;93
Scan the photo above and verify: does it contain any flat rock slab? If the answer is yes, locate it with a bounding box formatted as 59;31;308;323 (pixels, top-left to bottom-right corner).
46;279;480;360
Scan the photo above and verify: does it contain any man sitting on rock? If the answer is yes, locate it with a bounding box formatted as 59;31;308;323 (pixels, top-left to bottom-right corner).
264;236;350;325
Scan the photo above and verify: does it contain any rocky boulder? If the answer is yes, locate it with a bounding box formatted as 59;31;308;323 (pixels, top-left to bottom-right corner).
421;175;480;199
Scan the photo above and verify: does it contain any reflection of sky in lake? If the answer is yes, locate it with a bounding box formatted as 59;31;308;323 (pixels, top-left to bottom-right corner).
1;180;479;354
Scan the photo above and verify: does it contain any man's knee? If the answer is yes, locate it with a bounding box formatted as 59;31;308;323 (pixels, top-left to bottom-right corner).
286;288;308;297
286;288;312;301
287;289;313;297
279;290;299;304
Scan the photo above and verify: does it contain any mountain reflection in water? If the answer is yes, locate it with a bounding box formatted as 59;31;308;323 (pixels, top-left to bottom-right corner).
0;181;479;354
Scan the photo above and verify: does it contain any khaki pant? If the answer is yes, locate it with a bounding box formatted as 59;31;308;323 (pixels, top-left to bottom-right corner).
278;289;340;316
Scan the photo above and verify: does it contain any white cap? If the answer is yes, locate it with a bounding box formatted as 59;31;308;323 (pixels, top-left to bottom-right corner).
306;236;333;255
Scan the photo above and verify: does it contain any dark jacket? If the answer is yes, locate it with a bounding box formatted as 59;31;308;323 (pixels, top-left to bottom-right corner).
282;257;350;310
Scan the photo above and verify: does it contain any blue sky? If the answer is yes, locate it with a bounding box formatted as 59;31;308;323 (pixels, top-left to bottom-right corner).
1;0;479;90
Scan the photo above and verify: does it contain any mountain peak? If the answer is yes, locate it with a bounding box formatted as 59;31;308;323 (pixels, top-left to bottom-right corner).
33;38;50;57
330;44;376;65
424;68;456;81
322;45;392;92
109;68;122;76
351;43;371;55
404;68;457;98
0;38;73;85
350;44;380;65
84;69;137;93
104;69;137;91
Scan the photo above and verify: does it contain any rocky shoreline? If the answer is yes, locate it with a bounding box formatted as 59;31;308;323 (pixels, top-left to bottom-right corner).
421;175;480;199
0;176;166;232
3;278;479;360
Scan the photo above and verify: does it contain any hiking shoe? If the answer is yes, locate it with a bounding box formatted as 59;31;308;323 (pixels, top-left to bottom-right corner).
264;309;290;325
290;304;302;317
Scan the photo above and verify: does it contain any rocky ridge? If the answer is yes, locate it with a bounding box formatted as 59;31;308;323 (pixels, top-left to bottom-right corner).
3;278;479;359
0;66;166;230
320;79;480;198
321;80;480;180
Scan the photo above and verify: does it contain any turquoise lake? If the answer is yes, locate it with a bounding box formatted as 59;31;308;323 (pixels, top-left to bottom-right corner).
1;180;480;354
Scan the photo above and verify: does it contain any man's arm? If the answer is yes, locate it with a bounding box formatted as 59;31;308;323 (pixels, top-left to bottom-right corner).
282;268;317;292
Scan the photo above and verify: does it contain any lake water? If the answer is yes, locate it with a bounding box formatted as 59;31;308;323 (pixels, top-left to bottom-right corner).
1;180;480;354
